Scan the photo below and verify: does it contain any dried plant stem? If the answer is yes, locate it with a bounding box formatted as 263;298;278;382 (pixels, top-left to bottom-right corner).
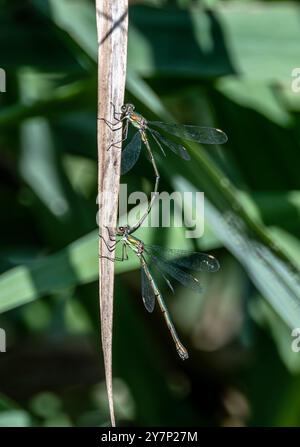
95;0;128;427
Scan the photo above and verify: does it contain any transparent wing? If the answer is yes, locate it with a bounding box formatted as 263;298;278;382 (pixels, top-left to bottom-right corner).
149;128;190;161
160;272;175;294
145;247;209;292
148;253;203;293
149;122;228;145
141;264;156;313
146;245;220;273
121;132;142;175
150;260;175;294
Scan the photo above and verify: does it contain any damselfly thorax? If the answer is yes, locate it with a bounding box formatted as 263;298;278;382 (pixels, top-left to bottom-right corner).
126;235;145;256
127;112;149;145
128;112;148;130
117;225;144;251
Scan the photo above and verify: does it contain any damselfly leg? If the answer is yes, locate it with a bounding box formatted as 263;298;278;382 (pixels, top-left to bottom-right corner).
99;227;129;262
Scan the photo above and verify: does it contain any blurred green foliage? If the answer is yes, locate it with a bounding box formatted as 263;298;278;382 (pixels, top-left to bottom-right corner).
1;0;300;427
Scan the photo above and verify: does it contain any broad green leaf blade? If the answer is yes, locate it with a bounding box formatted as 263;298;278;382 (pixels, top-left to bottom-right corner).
0;410;31;428
0;78;94;129
0;232;97;313
174;177;300;329
129;4;300;82
0;229;142;314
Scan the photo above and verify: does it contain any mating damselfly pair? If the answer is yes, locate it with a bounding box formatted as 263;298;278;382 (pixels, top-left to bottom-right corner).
100;103;226;359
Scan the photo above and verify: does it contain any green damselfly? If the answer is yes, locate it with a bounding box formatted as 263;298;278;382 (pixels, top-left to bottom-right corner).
102;103;228;232
100;224;220;360
115;103;228;173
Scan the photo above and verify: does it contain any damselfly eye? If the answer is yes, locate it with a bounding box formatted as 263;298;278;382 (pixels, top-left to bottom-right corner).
121;105;126;112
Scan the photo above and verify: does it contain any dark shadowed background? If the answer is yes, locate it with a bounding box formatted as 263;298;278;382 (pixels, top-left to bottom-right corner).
1;0;300;427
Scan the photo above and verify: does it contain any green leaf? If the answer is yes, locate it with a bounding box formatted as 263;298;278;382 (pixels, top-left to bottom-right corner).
0;410;31;427
0;231;97;313
129;4;300;82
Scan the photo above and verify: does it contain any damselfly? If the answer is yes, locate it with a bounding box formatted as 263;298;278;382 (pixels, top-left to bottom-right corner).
100;225;220;360
101;103;228;232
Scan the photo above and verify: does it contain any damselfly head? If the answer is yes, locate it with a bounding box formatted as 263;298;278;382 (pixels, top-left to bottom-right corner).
121;103;135;117
116;225;130;236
